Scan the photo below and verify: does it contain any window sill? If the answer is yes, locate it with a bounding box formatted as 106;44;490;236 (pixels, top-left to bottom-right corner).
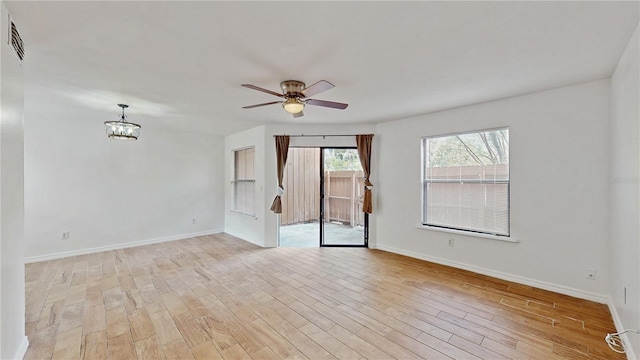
416;225;519;243
230;210;257;219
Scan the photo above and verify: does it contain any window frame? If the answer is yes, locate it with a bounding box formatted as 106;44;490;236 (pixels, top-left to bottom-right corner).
421;127;510;237
231;146;256;217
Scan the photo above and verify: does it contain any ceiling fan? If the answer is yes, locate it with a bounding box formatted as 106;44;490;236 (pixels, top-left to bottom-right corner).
241;80;348;118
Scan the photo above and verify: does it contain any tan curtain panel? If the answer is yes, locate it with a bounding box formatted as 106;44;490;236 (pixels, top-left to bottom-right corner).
356;134;374;213
270;135;290;213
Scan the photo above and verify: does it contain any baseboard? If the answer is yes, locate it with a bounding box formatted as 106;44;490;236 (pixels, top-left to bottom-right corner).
24;229;224;263
223;230;266;248
608;297;637;360
374;244;609;304
14;336;29;360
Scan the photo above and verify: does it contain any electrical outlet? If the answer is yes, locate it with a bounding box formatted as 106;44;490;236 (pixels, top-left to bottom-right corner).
586;268;596;280
61;231;70;240
448;238;454;247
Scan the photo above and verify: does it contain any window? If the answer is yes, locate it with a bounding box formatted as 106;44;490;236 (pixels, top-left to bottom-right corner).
422;128;509;236
232;147;255;216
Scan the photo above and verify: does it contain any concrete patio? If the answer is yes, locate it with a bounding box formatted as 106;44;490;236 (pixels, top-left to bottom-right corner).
279;221;365;247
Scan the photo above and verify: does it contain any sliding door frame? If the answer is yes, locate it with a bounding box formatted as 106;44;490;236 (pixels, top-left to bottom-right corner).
320;146;368;248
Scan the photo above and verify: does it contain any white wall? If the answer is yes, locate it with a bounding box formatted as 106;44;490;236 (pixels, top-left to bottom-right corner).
375;80;611;301
23;107;225;260
609;24;640;359
1;2;28;358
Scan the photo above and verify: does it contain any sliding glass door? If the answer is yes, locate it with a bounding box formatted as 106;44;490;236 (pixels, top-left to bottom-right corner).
320;148;367;247
279;148;321;247
278;147;367;247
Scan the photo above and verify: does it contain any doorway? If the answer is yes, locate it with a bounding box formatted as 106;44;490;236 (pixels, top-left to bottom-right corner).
279;147;368;247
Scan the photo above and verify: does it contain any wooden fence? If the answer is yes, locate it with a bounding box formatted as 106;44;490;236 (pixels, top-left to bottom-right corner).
324;170;365;227
281;148;365;227
281;148;321;225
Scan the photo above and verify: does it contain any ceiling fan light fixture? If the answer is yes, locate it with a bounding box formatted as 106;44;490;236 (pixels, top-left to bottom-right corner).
283;98;304;114
242;80;347;117
104;104;141;140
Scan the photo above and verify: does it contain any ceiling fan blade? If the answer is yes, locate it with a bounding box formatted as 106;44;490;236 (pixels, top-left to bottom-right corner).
241;84;283;98
306;99;348;110
301;80;334;98
242;101;282;109
293;111;304;118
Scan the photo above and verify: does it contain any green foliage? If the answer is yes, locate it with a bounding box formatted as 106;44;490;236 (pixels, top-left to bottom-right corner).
324;149;363;171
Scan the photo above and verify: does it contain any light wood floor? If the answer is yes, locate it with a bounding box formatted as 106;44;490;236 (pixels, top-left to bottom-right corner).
24;233;623;360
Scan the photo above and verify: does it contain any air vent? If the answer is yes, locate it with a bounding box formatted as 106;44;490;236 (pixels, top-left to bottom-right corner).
8;15;24;62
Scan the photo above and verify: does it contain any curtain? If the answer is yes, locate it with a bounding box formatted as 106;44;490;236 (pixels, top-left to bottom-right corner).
356;134;374;213
270;135;290;213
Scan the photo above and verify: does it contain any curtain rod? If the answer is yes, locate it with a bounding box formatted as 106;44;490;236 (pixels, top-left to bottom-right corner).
273;134;358;138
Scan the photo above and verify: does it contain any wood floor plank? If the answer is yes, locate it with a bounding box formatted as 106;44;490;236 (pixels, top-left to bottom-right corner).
264;299;310;328
190;341;223;360
162;338;195;360
85;284;104;307
481;337;542;360
135;335;166;360
249;346;281;360
24;234;627;360
271;320;335;360
357;303;422;339
355;326;423;359
449;335;510;360
106;306;130;339
384;307;452;342
24;326;57;360
288;300;336;331
129;308;156;342
80;330;108;360
180;293;210;318
437;311;518;348
172;312;211;349
219;343;252;360
150;309;183;345
251;302;288;327
311;301;363;334
59;302;85;333
197;314;238;352
384;329;453;360
162;293;190;317
83;303;107;334
416;332;482;360
107;332;137;360
246;318;299;359
327;325;392;360
284;351;311;360
36;299;65;331
298;322;363;359
124;289;145;312
224;316;268;355
51;326;83;360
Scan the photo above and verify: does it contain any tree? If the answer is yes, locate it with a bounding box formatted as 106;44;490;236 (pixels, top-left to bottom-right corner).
428;129;508;167
324;149;362;171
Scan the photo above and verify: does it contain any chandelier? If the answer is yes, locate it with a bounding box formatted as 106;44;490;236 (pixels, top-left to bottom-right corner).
104;104;141;140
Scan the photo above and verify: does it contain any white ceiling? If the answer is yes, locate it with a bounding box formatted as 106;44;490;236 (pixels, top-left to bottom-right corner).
6;1;639;136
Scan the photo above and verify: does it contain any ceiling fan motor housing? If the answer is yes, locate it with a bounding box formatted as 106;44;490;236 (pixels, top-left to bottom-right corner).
280;80;305;97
